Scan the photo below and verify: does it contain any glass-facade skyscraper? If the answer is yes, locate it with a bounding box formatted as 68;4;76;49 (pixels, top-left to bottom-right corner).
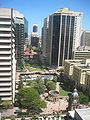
33;24;38;33
14;10;28;67
42;8;82;67
24;17;28;38
31;24;39;48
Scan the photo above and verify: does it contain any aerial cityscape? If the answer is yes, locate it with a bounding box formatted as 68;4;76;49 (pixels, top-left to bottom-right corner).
0;0;90;120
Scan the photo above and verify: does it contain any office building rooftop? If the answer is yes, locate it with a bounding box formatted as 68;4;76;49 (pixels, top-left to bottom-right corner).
68;108;90;120
75;108;90;120
54;8;82;15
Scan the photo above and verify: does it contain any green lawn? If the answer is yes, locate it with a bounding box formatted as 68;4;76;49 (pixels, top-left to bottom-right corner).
24;63;44;72
59;86;68;96
30;66;44;71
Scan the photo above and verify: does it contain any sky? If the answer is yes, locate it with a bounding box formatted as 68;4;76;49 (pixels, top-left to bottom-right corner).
0;0;90;35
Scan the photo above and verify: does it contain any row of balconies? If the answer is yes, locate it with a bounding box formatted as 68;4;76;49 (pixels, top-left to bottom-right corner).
0;27;14;32
0;61;11;65
0;51;11;54
0;27;11;31
0;21;11;25
0;87;12;91
0;38;15;41
0;44;15;48
0;72;12;76
0;82;11;86
0;39;11;43
0;92;12;96
0;34;15;37
0;56;11;60
0;44;11;48
0;77;11;81
0;66;11;70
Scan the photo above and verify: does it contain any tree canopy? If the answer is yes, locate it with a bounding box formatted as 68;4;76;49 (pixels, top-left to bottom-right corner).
28;79;46;94
36;79;46;94
79;92;89;105
2;100;11;109
17;87;46;111
46;80;56;91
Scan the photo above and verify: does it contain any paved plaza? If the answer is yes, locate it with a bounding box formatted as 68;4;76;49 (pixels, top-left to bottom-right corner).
41;82;68;115
41;98;68;115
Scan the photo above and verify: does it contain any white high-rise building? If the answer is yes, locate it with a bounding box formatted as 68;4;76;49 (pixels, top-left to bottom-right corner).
0;8;16;104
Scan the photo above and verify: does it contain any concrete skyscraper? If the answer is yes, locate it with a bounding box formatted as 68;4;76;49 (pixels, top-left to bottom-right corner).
42;8;83;67
41;17;49;64
80;30;90;46
0;8;16;104
0;8;28;105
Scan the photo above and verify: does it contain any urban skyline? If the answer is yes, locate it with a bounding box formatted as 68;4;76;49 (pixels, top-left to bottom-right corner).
0;3;90;120
1;0;90;35
0;6;89;105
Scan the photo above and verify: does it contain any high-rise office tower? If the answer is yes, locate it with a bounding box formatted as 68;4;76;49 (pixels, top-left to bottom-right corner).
31;24;39;47
14;10;24;67
33;24;38;33
42;8;82;66
41;17;49;64
24;17;28;38
14;10;28;67
24;17;28;47
0;8;28;104
0;8;16;104
80;30;90;46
